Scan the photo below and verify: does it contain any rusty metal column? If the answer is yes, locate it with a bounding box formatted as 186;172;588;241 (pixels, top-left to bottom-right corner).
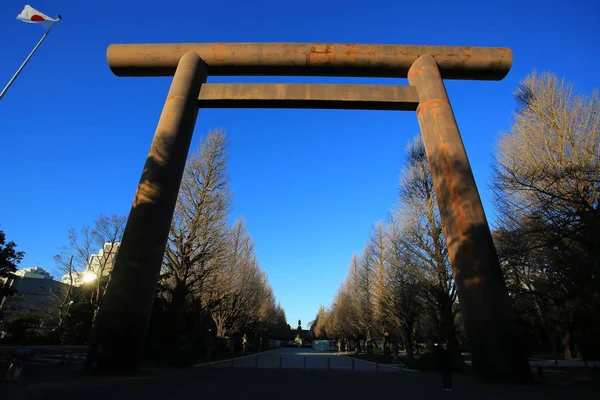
84;52;207;374
408;55;531;384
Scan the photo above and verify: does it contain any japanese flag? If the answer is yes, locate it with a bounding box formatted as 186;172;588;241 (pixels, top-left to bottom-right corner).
16;5;59;30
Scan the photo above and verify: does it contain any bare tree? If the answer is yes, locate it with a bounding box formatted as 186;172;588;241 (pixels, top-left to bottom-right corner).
356;250;375;353
493;71;600;236
492;71;600;363
316;136;468;362
385;217;423;359
54;213;125;321
54;227;93;282
235;255;272;332
329;279;361;351
311;305;330;339
88;214;125;317
393;135;462;365
208;218;254;337
161;129;233;331
53;255;74;332
329;256;369;352
492;224;565;361
365;222;390;352
153;128;284;359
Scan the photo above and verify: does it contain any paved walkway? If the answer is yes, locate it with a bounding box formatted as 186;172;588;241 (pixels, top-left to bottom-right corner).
196;347;404;372
3;366;598;400
1;347;598;399
529;359;600;368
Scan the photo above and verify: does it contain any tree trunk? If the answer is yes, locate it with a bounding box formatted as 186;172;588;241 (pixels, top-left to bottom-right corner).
91;282;104;325
562;331;572;360
404;325;415;359
553;330;559;368
440;297;464;368
383;335;390;356
214;317;225;338
580;333;590;377
169;283;188;334
58;286;72;329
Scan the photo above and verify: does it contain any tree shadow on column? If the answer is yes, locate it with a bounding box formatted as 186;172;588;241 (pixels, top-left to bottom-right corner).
86;144;190;375
427;148;533;385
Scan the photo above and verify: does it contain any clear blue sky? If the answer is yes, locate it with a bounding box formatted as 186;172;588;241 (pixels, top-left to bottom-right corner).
1;0;598;327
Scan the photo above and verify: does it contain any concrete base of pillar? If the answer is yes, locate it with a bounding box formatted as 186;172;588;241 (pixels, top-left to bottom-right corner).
465;318;532;384
84;309;148;375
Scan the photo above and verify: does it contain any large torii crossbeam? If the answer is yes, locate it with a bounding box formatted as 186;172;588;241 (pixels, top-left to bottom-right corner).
86;43;531;383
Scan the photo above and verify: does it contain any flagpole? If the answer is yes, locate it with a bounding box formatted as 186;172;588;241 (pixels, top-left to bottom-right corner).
0;15;61;102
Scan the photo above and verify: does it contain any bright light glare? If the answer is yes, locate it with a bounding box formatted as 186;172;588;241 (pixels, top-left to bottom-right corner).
83;272;97;283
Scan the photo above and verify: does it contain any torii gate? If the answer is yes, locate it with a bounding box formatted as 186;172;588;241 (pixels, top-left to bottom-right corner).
85;43;531;383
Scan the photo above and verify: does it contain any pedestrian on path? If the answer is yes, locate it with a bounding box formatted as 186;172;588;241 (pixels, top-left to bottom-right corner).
4;346;29;384
433;342;453;392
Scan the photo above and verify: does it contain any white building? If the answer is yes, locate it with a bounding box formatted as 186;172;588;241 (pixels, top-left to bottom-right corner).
14;266;54;280
0;267;66;326
60;242;120;287
87;242;120;278
60;271;86;286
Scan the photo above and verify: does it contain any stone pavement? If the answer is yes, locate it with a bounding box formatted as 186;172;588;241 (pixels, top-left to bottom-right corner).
196;347;404;372
1;347;598;399
3;368;598;400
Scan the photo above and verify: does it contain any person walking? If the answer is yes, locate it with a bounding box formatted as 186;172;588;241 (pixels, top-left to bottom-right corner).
433;342;453;392
4;354;17;383
4;347;29;384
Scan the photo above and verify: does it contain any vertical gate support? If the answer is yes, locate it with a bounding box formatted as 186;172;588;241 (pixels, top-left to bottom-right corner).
408;54;531;383
85;52;208;374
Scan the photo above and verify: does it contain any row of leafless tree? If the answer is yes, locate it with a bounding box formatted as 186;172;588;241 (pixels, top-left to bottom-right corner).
310;135;464;364
50;130;288;355
160;131;284;337
312;71;600;363
158;129;286;344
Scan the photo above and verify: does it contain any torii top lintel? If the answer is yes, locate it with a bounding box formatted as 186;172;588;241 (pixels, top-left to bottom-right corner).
106;43;513;81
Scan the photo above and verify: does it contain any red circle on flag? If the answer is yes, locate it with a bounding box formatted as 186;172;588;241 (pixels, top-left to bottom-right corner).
30;15;45;22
